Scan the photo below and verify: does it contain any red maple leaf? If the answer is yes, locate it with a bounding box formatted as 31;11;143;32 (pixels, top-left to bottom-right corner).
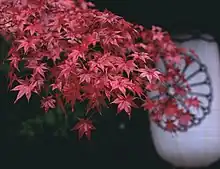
131;52;152;63
164;102;179;118
24;23;43;36
11;77;36;103
116;60;137;77
63;80;81;112
56;0;75;8
145;82;159;91
48;15;66;32
8;70;18;90
71;119;96;140
41;96;56;112
83;34;97;47
112;94;138;118
152;26;164;41
16;37;39;53
178;112;193;126
185;55;193;65
110;77;134;95
142;98;156;111
49;47;62;63
166;55;182;64
58;61;76;79
27;63;48;78
131;83;144;97
165;120;177;133
68;48;86;61
8;53;21;71
137;68;161;83
78;68;94;84
174;86;187;96
185;97;200;108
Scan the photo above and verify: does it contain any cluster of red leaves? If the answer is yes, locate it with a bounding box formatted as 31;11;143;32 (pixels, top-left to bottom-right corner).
0;0;200;139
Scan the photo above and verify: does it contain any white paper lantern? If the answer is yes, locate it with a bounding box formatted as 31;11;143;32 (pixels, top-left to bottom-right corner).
150;33;220;168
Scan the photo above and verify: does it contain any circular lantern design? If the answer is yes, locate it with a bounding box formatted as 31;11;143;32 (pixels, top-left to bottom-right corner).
149;49;213;132
149;33;220;168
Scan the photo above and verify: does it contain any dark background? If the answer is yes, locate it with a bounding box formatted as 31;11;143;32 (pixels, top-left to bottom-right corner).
92;0;220;38
1;0;220;168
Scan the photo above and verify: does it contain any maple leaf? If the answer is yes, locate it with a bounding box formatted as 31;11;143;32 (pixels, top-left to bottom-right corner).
185;97;200;108
131;52;152;63
51;81;62;91
11;77;36;103
58;61;76;79
110;77;134;95
142;98;156;111
165;120;177;133
57;0;75;8
71;119;96;140
166;55;182;64
30;74;44;92
83;34;97;47
174;86;187;96
88;53;116;72
131;83;144;97
16;37;39;53
48;15;66;32
145;82;159;91
24;23;43;36
41;96;56;112
112;94;138;118
68;49;80;62
94;10;122;25
81;84;107;113
152;26;164;41
164;102;179;118
8;53;21;71
87;94;107;113
63;80;81;112
27;63;48;78
137;67;161;83
49;47;62;63
116;60;137;77
185;55;193;65
8;70;18;90
78;69;94;84
79;0;95;9
178;112;193;126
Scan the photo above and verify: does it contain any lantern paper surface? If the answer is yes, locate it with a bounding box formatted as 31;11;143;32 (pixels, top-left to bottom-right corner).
150;34;220;168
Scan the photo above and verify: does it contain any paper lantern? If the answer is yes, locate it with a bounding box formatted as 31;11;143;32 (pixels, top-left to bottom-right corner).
150;33;220;168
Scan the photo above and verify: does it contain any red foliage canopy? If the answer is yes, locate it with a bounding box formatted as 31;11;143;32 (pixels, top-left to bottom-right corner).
0;0;199;139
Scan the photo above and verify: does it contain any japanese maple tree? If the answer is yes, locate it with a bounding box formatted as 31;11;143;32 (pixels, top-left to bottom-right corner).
0;0;199;140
